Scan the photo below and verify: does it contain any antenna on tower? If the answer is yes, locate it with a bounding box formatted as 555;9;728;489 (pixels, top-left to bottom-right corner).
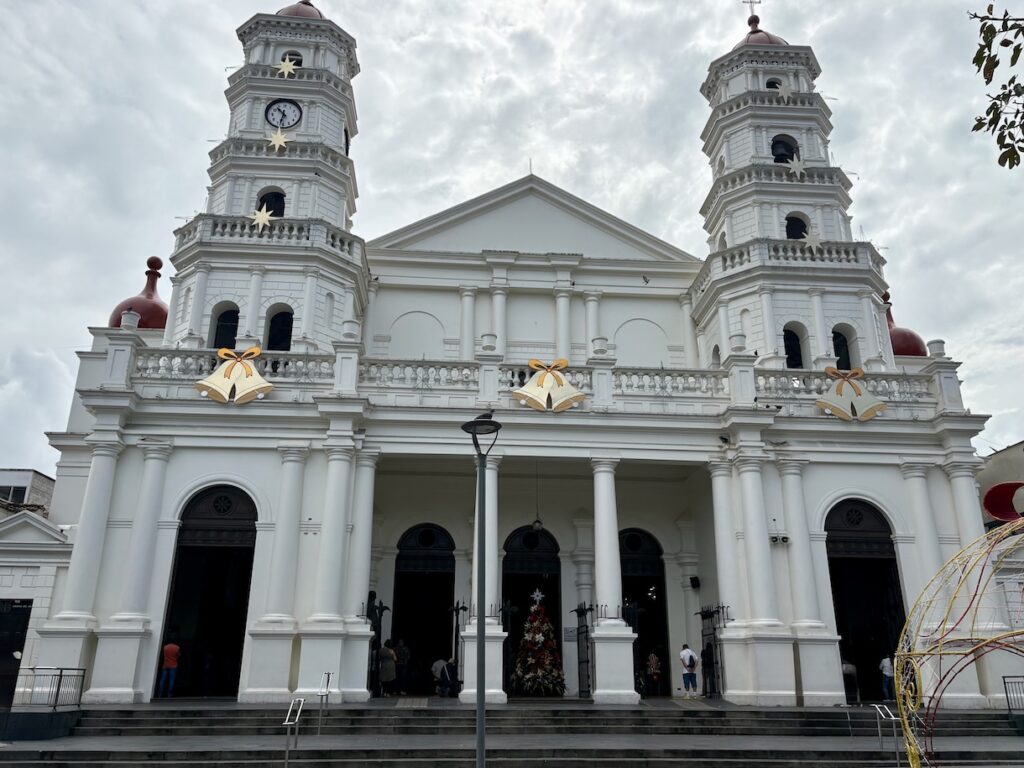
529;157;533;175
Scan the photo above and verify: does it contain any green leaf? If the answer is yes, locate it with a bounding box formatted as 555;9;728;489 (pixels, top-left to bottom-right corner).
1013;43;1022;66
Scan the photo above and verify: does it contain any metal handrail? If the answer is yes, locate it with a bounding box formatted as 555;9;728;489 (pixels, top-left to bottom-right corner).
1004;675;1024;714
871;703;902;767
283;697;304;768
316;672;332;735
2;667;86;711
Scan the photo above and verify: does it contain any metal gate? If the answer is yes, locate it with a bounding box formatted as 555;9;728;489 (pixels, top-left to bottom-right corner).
698;603;730;699
572;603;593;698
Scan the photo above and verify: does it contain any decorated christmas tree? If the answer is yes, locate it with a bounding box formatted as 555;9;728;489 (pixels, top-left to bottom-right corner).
510;590;566;696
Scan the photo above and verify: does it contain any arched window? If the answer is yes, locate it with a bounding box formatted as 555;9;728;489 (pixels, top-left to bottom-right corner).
832;323;859;370
783;322;809;369
771;133;799;164
717;232;728;251
766;78;782;90
710;345;721;369
344;128;351;156
785;212;809;240
257;188;285;218
281;50;303;68
210;304;239;349
266;307;294;352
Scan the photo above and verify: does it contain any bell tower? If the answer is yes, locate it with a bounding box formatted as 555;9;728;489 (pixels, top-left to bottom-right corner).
691;15;892;372
162;0;367;354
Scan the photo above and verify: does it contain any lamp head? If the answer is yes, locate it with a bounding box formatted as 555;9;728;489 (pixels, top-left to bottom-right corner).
461;412;502;437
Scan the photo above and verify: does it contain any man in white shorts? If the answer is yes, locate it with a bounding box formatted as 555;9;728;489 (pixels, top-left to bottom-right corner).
680;643;698;698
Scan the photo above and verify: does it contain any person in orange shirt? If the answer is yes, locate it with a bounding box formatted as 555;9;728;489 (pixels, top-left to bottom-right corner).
157;638;181;698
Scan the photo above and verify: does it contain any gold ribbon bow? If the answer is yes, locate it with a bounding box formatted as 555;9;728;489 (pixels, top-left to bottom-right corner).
824;366;865;396
527;358;570;387
218;347;262;379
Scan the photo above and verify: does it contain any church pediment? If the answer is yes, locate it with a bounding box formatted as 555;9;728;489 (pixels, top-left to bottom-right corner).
0;511;68;548
368;175;698;263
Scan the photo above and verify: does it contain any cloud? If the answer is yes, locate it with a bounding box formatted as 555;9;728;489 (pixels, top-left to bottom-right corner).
1;0;1020;471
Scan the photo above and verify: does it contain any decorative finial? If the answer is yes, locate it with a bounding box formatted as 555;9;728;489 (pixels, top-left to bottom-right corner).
748;14;760;29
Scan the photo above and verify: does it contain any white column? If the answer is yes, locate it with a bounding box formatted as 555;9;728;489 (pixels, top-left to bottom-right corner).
54;441;124;622
343;285;356;323
187;263;211;337
900;462;945;585
309;446;354;620
300;267;319;339
736;456;780;625
777;459;822;627
858;289;882;358
772;204;782;239
161;279;180;346
241;266;265;339
758;287;777;357
708;460;742;620
592;458;624;623
263;443;309;622
944;460;987;546
459;287;477;360
808;288;829;358
555;288;572;360
717;301;731;357
469;455;501;620
584;292;601;357
364;283;378;338
490;287;507;356
344;450;379;618
679;295;699;368
114;442;172;618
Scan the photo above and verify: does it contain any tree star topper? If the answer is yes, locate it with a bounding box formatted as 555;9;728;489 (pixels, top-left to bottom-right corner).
275;56;300;78
250;204;279;232
531;588;545;606
801;231;822;252
784;156;806;177
776;80;794;101
268;128;291;152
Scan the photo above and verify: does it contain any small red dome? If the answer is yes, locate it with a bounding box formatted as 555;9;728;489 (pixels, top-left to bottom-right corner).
733;15;789;50
277;0;325;19
883;292;927;357
108;256;169;329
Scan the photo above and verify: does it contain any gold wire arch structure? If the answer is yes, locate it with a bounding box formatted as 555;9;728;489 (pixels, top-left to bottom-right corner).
896;516;1024;767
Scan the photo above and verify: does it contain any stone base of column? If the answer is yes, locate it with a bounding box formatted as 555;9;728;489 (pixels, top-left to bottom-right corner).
458;621;508;704
591;621;639;705
339;619;373;702
792;629;846;707
719;627;797;706
238;625;297;703
294;623;345;702
35;617;95;671
82;618;151;704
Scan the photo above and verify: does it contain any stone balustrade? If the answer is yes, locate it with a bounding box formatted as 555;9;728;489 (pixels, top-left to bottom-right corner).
359;361;480;391
613;368;730;397
227;64;350;96
134;350;336;382
499;365;593;394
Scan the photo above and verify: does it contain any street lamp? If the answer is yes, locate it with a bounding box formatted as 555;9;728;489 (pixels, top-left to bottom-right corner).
461;411;501;768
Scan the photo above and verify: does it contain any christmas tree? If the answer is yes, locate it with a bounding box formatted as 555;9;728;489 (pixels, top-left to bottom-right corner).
510;590;565;696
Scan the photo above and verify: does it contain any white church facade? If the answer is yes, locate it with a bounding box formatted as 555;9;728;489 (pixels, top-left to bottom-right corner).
21;2;1011;708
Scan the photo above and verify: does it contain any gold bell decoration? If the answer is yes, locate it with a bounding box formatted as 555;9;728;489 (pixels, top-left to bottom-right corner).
815;367;886;422
513;359;585;413
195;347;274;404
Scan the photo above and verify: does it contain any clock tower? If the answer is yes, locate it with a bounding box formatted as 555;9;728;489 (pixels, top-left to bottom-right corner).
162;0;367;355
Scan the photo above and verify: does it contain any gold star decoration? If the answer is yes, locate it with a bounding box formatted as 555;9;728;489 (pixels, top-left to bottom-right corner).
267;128;291;152
250;204;279;233
801;232;823;252
275;56;300;78
784;156;806;178
776;81;794;101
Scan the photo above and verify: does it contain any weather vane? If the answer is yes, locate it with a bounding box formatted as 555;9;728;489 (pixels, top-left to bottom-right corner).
743;0;762;16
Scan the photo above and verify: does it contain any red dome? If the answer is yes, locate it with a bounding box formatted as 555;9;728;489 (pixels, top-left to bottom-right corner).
108;256;169;329
277;0;325;19
883;292;927;357
733;15;789;50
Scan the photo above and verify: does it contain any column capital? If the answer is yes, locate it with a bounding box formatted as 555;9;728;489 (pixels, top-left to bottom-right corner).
554;287;573;299
807;287;824;297
584;291;602;304
757;285;775;297
459;286;478;298
775;457;809;476
734;455;766;474
325;445;355;461
898;459;934;479
716;299;729;309
355;448;381;468
590;457;619;473
249;265;267;276
139;439;173;461
195;262;212;274
278;441;311;463
707;459;733;478
88;440;125;459
490;285;508;297
943;458;980;479
484;454;502;470
678;293;693;308
303;266;320;278
856;288;877;300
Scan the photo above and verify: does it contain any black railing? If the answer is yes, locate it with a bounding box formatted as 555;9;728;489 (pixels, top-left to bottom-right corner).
0;668;86;711
1004;675;1024;714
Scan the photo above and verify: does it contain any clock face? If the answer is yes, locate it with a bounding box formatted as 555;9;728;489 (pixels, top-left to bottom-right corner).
265;100;302;129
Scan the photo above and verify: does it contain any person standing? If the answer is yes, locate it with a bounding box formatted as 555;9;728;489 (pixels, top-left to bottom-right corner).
700;642;717;697
679;643;698;699
395;639;411;695
880;654;895;701
379;639;397;697
157;638;181;698
645;651;662;697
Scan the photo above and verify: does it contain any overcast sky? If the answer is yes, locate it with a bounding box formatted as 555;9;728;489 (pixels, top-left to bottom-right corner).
1;0;1021;475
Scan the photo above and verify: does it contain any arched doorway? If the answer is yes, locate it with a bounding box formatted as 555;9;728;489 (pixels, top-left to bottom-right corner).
502;526;562;695
159;485;256;698
620;528;670;697
825;499;906;703
391;523;456;694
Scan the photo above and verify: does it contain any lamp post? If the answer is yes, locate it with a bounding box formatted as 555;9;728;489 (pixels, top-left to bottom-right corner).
461;411;502;768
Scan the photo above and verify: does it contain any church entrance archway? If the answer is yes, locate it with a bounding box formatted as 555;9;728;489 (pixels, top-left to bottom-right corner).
391;523;456;694
825;499;906;703
620;528;670;697
159;485;256;698
502;525;562;695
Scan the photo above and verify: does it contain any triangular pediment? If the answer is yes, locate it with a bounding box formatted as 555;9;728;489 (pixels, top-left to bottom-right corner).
0;511;68;547
368;175;698;263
